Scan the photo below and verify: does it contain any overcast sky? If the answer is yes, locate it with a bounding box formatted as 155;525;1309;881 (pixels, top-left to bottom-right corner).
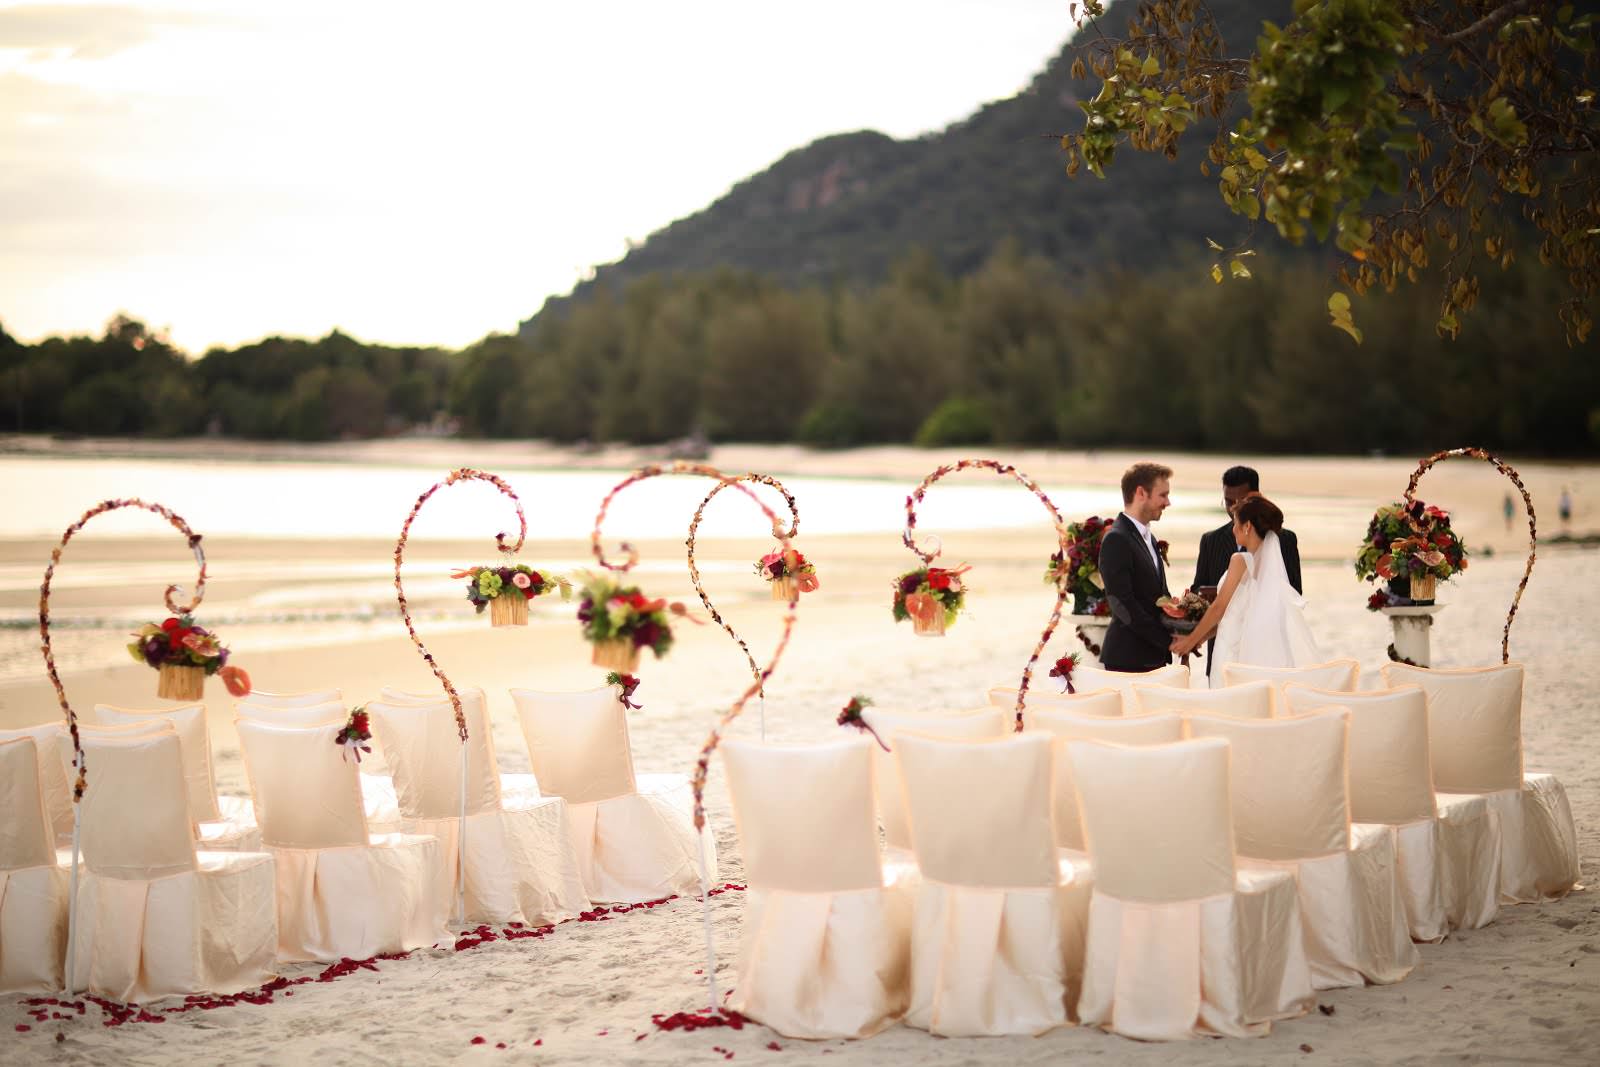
0;1;1077;352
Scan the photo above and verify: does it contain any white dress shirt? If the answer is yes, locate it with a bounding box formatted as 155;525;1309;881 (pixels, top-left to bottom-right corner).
1125;513;1162;572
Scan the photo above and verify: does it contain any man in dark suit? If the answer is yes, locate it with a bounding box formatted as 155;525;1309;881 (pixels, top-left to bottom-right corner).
1101;462;1178;672
1193;465;1303;676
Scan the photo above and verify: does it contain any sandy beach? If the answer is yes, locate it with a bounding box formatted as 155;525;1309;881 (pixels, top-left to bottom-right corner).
1;441;1596;1065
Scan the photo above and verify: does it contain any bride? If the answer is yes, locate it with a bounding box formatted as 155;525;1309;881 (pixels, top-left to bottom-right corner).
1172;494;1320;670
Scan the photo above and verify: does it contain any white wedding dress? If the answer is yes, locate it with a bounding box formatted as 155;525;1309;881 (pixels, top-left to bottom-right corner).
1212;532;1321;669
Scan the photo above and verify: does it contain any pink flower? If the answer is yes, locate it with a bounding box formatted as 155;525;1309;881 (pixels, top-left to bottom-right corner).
512;572;532;589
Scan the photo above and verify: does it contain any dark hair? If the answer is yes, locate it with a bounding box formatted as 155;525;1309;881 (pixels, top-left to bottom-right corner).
1221;465;1260;492
1120;462;1173;505
1233;494;1284;537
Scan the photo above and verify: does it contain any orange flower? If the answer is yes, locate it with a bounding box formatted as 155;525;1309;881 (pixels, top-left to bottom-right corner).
219;666;252;697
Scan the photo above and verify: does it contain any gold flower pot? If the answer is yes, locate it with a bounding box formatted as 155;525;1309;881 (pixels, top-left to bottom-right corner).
770;576;799;601
158;664;205;701
912;612;947;637
490;594;529;627
1409;573;1437;604
592;637;640;673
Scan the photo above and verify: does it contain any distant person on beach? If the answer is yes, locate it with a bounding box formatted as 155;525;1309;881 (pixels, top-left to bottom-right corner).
1559;487;1573;530
1193;466;1301;677
1504;491;1516;532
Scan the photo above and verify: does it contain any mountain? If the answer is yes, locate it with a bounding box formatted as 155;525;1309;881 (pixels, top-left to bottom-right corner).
520;0;1292;333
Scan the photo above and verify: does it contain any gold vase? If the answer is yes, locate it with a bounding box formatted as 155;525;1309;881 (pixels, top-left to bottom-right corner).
489;594;529;627
770;575;798;601
912;612;947;637
158;664;205;701
592;637;641;673
1410;572;1437;604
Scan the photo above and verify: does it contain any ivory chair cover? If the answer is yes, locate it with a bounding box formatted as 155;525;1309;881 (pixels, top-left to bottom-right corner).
0;737;70;993
376;686;540;803
1132;681;1274;720
1382;663;1580;903
1025;710;1184;852
1220;659;1359;712
721;737;914;1038
510;686;712;903
987;686;1123;718
1069;738;1314;1040
68;733;277;1002
235;688;343;709
1070;663;1190;709
229;700;401;834
858;708;1007;855
895;732;1088;1036
1283;684;1499;936
1185;712;1418;989
0;723;74;844
366;696;587;926
89;705;261;852
236;720;448;962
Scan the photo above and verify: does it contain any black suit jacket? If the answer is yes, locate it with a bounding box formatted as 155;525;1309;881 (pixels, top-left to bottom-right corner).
1100;514;1173;672
1192;524;1302;674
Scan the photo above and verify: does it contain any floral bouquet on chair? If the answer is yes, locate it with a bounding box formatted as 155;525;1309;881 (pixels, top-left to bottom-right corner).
754;547;819;601
1355;501;1467;606
577;573;677;673
458;563;571;627
334;706;373;763
127;615;250;701
892;565;968;636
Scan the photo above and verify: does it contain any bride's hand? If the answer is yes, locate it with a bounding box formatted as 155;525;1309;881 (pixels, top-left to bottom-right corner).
1170;634;1191;656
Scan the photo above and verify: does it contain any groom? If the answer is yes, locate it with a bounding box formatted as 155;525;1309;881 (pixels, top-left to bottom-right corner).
1100;462;1178;672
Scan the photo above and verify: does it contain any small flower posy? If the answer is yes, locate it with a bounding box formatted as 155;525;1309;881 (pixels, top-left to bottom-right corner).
126;614;251;696
1048;653;1081;694
892;564;969;633
576;573;680;658
606;671;644;711
754;547;819;593
836;694;887;751
457;563;570;611
334;705;373;764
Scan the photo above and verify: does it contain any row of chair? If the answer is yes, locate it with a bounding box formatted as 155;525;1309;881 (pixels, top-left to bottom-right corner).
0;682;711;1002
719;659;1579;1041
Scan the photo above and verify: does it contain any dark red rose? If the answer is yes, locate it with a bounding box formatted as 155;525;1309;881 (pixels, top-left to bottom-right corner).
632;620;662;649
928;570;951;590
899;573;921;595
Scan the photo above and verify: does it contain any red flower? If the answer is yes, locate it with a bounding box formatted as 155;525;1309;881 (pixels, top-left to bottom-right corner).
928;570;951;590
161;617;182;633
528;571;543;586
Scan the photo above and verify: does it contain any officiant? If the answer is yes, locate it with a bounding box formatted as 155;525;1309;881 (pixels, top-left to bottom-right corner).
1193;466;1302;677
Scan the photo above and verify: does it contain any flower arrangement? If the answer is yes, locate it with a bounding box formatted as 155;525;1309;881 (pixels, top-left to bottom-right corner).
126;615;250;700
334;706;373;763
457;563;571;627
577;573;676;673
835;694;887;750
892;564;968;636
607;671;644;711
1157;590;1210;634
1049;653;1081;694
1052;517;1111;614
1354;501;1468;604
754;547;819;600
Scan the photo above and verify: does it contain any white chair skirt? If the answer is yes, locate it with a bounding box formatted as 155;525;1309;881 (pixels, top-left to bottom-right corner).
1381;818;1451;942
69;851;277;1003
1242;824;1418;990
406;797;589;927
0;858;70;993
1435;794;1503;930
270;833;448;963
1447;773;1581;905
565;775;714;904
731;880;915;1039
1078;868;1314;1040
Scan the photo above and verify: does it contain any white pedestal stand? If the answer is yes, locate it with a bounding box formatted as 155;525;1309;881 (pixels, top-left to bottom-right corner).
1380;605;1445;666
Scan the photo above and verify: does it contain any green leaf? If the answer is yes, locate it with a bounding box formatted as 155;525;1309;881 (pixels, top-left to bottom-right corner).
1230;259;1252;279
1331;318;1363;343
1206;237;1224;251
1141;55;1160;77
1211;263;1225;284
1328;292;1351;313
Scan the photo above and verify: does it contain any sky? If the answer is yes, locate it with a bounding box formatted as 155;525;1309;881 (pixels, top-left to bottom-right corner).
0;0;1078;353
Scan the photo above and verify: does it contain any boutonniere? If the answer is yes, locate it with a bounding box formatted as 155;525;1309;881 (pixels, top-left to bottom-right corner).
1156;539;1170;564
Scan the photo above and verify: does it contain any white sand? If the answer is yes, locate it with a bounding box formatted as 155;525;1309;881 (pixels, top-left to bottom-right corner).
1;446;1596;1064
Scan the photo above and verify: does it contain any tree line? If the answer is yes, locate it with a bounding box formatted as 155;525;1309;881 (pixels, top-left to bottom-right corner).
2;245;1596;454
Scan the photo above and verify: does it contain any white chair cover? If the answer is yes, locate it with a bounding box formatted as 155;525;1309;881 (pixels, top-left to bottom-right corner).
1132;681;1274;720
1186;712;1418;989
236;720;448;962
859;708;1007;853
376;686;540;803
1023;709;1183;851
1070;738;1313;1040
510;686;712;903
1220;659;1359;711
895;732;1087;1036
367;696;587;927
1071;663;1190;709
69;733;276;1002
1382;663;1580;903
226;700;401;835
235;688;343;709
0;737;70;993
0;723;74;844
90;704;260;852
721;737;913;1038
987;686;1123;717
1282;684;1500;937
